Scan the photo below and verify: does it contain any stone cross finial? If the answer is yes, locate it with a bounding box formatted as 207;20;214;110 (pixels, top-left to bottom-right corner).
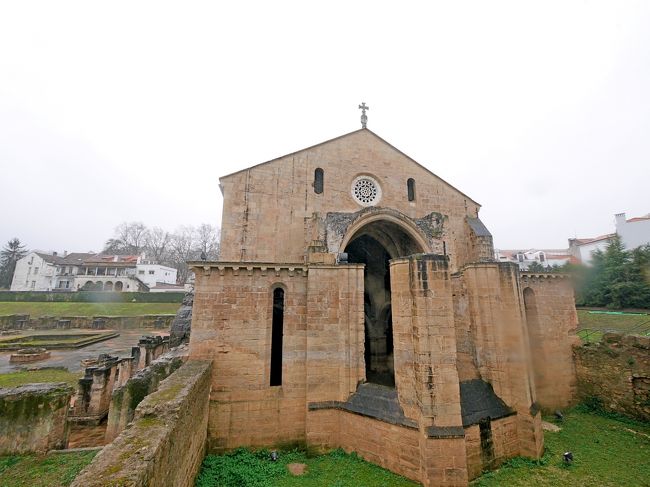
358;102;369;128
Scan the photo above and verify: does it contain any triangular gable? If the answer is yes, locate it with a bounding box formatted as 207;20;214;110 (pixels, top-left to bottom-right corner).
219;128;481;207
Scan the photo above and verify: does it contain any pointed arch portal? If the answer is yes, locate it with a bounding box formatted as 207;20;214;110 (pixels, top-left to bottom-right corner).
343;219;425;387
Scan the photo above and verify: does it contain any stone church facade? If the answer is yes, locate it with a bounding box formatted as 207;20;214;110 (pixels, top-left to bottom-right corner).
188;129;578;486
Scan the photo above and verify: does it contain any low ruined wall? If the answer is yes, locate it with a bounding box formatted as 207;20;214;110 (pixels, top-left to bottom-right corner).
574;333;650;421
105;350;185;442
0;314;174;331
0;383;73;454
70;337;171;424
72;360;212;487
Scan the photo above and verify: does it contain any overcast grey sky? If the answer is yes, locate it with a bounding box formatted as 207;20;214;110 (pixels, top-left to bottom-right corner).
1;1;649;253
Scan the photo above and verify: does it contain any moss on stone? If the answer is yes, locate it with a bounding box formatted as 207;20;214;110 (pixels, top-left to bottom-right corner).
126;377;151;411
147;382;184;405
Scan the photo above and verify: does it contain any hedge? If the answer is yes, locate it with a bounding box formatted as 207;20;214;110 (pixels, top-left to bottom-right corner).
0;291;185;303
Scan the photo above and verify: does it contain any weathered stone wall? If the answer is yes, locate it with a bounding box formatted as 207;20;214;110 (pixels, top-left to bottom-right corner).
70;336;170;424
459;263;544;459
0;383;73;454
105;349;186;442
190;265;309;451
390;255;463;429
71;360;211;487
219;129;481;271
574;333;650;421
305;264;365;405
464;415;519;480
0;314;174;331
521;273;579;410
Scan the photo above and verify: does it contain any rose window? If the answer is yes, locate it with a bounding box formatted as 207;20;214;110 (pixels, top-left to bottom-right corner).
351;176;381;206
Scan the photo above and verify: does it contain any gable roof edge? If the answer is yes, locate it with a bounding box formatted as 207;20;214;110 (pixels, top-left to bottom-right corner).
219;128;481;207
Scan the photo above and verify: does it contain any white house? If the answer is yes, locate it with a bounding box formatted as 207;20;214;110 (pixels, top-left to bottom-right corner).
11;252;179;292
494;248;571;271
11;252;59;291
134;263;178;288
568;234;616;265
615;212;650;250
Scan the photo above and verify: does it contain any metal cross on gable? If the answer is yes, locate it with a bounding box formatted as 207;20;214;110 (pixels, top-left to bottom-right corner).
358;102;369;128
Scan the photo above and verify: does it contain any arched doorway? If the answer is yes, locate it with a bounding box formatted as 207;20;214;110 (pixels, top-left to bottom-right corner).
104;281;113;292
343;219;425;387
114;281;123;292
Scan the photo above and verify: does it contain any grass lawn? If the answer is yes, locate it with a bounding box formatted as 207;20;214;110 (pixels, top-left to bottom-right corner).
195;408;650;487
0;302;179;317
472;406;650;486
195;448;419;487
0;368;80;388
0;450;97;487
577;309;650;342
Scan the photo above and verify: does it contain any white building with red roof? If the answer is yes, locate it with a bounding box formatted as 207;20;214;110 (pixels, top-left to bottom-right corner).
615;212;650;250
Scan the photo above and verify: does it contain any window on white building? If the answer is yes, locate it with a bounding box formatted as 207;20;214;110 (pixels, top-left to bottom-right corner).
148;270;155;275
34;267;39;274
31;281;35;289
138;270;145;275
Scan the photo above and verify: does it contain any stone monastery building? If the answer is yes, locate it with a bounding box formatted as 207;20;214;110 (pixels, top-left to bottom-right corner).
188;127;578;486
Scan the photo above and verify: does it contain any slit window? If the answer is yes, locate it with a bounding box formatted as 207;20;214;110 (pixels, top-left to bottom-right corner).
270;287;285;386
407;178;416;201
314;168;324;194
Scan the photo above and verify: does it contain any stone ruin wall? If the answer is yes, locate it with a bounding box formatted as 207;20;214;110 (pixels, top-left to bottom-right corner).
574;332;650;421
105;348;185;442
0;383;74;455
0;314;173;332
70;336;170;424
71;360;211;487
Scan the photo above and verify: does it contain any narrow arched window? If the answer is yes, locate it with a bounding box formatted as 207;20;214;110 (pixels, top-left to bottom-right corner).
407;178;416;201
270;287;284;386
314;168;324;194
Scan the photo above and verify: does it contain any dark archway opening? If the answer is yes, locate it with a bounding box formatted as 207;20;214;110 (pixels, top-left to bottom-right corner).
344;220;423;388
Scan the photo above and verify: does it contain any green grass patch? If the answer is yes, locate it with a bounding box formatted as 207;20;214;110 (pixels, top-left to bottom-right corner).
577;309;650;342
0;368;80;388
0;450;97;486
471;406;650;486
195;447;419;487
0;302;179;317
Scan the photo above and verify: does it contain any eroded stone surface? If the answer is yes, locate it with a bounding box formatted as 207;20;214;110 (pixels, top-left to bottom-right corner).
71;360;211;487
0;382;73;454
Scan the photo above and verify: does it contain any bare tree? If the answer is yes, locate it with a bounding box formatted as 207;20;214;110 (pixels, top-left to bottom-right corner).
144;227;171;264
195;224;220;260
101;221;220;284
105;222;149;255
169;226;196;284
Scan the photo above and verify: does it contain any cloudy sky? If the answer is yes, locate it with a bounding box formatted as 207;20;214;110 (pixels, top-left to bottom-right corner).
1;1;648;253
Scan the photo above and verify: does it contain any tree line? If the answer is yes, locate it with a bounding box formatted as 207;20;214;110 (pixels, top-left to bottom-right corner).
574;236;650;309
102;222;220;284
0;222;220;288
527;236;650;309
